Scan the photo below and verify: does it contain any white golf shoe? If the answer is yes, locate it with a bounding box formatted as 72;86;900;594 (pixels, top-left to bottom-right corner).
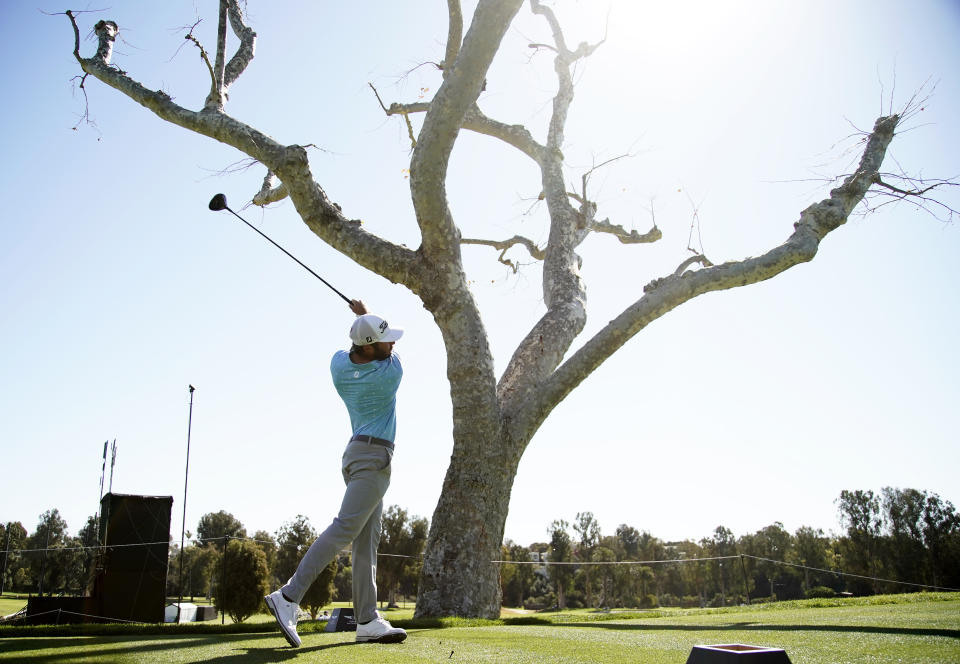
264;590;301;648
355;612;407;643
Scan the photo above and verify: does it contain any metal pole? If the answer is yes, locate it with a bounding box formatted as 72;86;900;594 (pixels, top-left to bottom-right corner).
176;385;195;624
96;441;107;544
221;536;227;625
1;526;9;595
739;554;751;605
108;439;117;494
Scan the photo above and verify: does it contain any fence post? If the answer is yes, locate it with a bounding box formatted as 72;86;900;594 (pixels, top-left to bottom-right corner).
1;526;9;595
739;555;751;605
221;536;227;625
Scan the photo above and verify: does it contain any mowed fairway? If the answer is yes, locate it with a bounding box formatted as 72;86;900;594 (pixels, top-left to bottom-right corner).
1;595;957;663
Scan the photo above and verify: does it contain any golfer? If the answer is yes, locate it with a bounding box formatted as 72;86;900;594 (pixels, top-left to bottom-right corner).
265;299;407;647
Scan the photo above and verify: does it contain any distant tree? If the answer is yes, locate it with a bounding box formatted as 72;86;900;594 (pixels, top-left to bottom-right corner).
792;526;835;595
75;515;99;593
275;515;316;584
166;542;181;597
547;520;573;609
635;565;657;608
196;511;247;547
918;491;960;588
739;522;801;600
1;522;28;593
379;505;429;607
701;526;736;606
881;487;928;588
572;512;601;606
251;530;278;587
274;514;340;616
615;525;641;560
301;558;338;619
333;552;352;602
191;544;223;601
500;540;535;608
27;509;69;595
215;538;270;622
836;489;883;594
590;544;616;607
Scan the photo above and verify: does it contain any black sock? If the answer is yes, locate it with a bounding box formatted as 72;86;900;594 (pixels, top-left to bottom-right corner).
281;592;295;604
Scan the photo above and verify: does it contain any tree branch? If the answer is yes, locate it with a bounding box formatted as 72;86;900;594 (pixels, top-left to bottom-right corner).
505;114;900;442
65;10;419;294
461;235;546;272
410;0;524;264
444;0;463;76
183;22;219;106
252;170;288;207
589;218;662;245
204;0;257;111
497;0;609;418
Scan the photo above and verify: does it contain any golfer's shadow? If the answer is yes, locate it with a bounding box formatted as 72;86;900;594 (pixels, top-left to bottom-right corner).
195;639;359;663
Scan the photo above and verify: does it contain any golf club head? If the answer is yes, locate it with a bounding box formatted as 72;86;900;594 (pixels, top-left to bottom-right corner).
208;193;228;211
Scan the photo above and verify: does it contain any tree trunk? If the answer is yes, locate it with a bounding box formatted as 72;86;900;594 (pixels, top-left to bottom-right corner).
416;432;520;617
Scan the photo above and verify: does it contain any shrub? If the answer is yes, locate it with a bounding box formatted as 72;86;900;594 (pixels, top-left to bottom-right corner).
806;586;837;599
215;539;270;623
523;592;555;611
302;559;337;619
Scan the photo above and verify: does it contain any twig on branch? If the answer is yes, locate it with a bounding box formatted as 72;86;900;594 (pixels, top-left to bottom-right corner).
253;170;289;207
183;22;219;104
528;42;558;54
867;173;959;222
369;83;419;149
673;253;714;276
462;235;546;272
530;0;604;63
874;174;956;198
590;218;661;245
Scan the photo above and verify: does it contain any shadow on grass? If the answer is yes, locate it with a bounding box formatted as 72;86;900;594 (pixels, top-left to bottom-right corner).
0;632;279;663
198;639;361;663
551;621;960;639
0;632;372;664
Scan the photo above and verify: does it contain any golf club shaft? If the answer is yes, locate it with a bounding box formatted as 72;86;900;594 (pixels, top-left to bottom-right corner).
224;207;352;304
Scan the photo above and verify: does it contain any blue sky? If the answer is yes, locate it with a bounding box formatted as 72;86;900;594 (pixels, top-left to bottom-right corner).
1;1;958;550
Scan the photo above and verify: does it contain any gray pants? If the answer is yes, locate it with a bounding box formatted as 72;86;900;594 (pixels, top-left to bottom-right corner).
281;440;392;623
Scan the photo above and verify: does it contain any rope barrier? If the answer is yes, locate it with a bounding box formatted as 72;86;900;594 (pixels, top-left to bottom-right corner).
1;607;142;625
489;554;742;566
6;537;958;594
739;555;960;593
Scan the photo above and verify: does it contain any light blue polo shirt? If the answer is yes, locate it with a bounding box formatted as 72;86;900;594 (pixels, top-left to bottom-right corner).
330;350;403;443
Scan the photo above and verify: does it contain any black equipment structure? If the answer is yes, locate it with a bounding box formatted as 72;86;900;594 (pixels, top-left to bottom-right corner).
25;493;173;624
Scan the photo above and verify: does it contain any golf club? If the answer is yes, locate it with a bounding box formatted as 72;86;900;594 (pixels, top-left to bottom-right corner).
208;193;352;303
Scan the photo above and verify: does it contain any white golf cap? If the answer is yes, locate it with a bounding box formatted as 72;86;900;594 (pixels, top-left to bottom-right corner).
350;314;404;346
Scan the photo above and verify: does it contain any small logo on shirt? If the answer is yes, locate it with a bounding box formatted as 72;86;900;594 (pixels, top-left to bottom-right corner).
353;371;360;378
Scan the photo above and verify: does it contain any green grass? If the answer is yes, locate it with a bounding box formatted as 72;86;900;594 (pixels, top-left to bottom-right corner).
1;593;957;663
0;597;27;619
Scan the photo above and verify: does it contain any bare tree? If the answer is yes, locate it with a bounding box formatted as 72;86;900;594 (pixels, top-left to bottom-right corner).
60;1;953;618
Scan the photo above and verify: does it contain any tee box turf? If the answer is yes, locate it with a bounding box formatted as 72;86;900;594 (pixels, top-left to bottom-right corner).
686;644;792;663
